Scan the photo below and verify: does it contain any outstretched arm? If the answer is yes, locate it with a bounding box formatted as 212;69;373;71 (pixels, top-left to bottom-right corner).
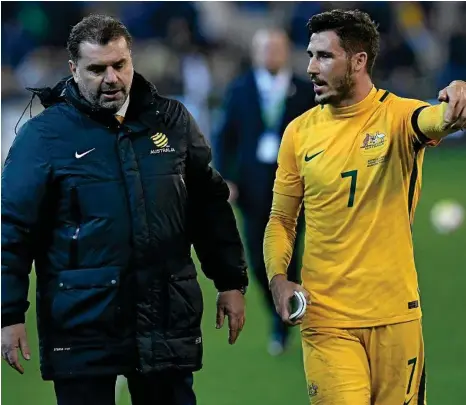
416;80;466;141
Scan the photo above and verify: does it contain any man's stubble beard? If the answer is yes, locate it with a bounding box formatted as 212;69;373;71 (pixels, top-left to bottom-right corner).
77;80;127;113
316;64;356;106
99;95;126;112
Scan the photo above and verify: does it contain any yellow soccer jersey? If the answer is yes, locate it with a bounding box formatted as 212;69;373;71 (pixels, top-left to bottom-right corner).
268;86;440;328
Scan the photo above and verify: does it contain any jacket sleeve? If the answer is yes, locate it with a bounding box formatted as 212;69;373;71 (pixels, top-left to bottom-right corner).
184;107;248;292
211;83;239;181
1;121;52;327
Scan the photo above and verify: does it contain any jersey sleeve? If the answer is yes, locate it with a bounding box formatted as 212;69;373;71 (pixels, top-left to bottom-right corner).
263;193;302;282
394;98;441;149
273;121;304;197
417;102;456;141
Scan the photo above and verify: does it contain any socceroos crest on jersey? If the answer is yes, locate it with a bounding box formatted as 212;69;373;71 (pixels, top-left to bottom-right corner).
360;131;389;167
360;131;388;154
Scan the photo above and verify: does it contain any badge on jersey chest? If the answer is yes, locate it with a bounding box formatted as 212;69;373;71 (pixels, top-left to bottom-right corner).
360;131;388;155
359;131;389;167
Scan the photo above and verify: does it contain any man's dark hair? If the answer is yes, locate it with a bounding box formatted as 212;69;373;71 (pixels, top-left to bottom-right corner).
307;9;380;76
67;14;133;63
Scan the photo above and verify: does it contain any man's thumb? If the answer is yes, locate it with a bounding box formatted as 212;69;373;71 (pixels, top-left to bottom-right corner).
216;306;225;329
296;285;311;304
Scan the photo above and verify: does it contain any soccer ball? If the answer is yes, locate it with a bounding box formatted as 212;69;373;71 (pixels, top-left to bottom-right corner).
430;199;464;234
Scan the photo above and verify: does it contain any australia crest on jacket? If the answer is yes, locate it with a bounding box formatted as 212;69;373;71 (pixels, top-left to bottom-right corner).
150;132;175;154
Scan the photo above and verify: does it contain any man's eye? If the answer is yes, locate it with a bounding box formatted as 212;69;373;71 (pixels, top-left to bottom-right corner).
90;67;104;74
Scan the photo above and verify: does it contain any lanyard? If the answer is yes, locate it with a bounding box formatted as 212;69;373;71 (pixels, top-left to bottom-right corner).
260;95;287;133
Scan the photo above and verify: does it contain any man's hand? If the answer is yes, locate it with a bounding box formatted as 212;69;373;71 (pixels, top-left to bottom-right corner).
438;80;466;131
1;323;30;374
216;290;245;345
270;274;310;326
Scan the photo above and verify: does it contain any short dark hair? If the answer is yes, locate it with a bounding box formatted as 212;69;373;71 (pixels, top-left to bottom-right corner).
307;9;380;76
67;14;133;62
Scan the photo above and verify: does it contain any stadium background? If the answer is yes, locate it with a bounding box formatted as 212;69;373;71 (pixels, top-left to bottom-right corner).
1;1;465;404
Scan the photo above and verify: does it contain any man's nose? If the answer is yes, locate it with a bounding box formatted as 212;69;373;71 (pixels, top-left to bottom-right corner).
104;67;118;83
307;57;319;76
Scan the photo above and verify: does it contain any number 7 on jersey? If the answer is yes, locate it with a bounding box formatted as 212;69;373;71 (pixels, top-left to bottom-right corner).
341;170;358;207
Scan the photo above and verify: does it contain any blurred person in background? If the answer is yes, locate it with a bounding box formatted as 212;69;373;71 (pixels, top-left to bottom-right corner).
1;14;249;405
213;28;315;356
264;9;466;405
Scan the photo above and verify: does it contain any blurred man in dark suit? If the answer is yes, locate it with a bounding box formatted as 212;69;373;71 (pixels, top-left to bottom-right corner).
214;28;315;355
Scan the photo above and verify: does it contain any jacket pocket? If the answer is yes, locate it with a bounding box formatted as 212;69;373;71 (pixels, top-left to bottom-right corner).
51;267;121;332
167;263;204;331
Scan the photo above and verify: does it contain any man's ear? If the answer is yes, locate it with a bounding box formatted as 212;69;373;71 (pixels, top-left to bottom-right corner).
69;60;78;82
353;51;368;73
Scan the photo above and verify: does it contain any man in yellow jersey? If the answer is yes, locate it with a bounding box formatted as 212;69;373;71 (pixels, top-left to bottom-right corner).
263;9;466;405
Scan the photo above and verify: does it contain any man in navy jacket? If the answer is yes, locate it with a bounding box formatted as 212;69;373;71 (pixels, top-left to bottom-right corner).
1;14;248;405
213;29;315;355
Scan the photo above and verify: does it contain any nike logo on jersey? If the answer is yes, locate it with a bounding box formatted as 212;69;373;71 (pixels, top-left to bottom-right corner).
75;148;96;159
305;150;324;162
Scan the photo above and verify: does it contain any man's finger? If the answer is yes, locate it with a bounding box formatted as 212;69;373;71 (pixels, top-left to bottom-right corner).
438;89;448;102
288;316;303;326
228;314;240;345
239;316;246;331
216;305;225;329
12;359;25;374
444;95;460;125
3;345;17;365
7;347;24;374
19;335;30;361
279;299;291;324
455;104;466;130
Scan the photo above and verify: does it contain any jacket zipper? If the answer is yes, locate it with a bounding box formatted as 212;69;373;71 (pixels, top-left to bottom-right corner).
69;186;81;269
179;173;187;194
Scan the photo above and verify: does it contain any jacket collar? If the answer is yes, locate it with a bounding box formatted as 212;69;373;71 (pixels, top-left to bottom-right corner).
27;71;159;127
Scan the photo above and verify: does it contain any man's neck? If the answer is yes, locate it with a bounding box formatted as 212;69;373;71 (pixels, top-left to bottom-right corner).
334;77;373;108
116;95;130;117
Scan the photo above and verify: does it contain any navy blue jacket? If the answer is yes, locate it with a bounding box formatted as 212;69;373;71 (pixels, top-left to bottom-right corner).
1;72;248;380
213;71;315;214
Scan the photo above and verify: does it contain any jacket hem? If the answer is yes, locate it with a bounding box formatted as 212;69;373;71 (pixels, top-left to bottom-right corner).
42;362;203;381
